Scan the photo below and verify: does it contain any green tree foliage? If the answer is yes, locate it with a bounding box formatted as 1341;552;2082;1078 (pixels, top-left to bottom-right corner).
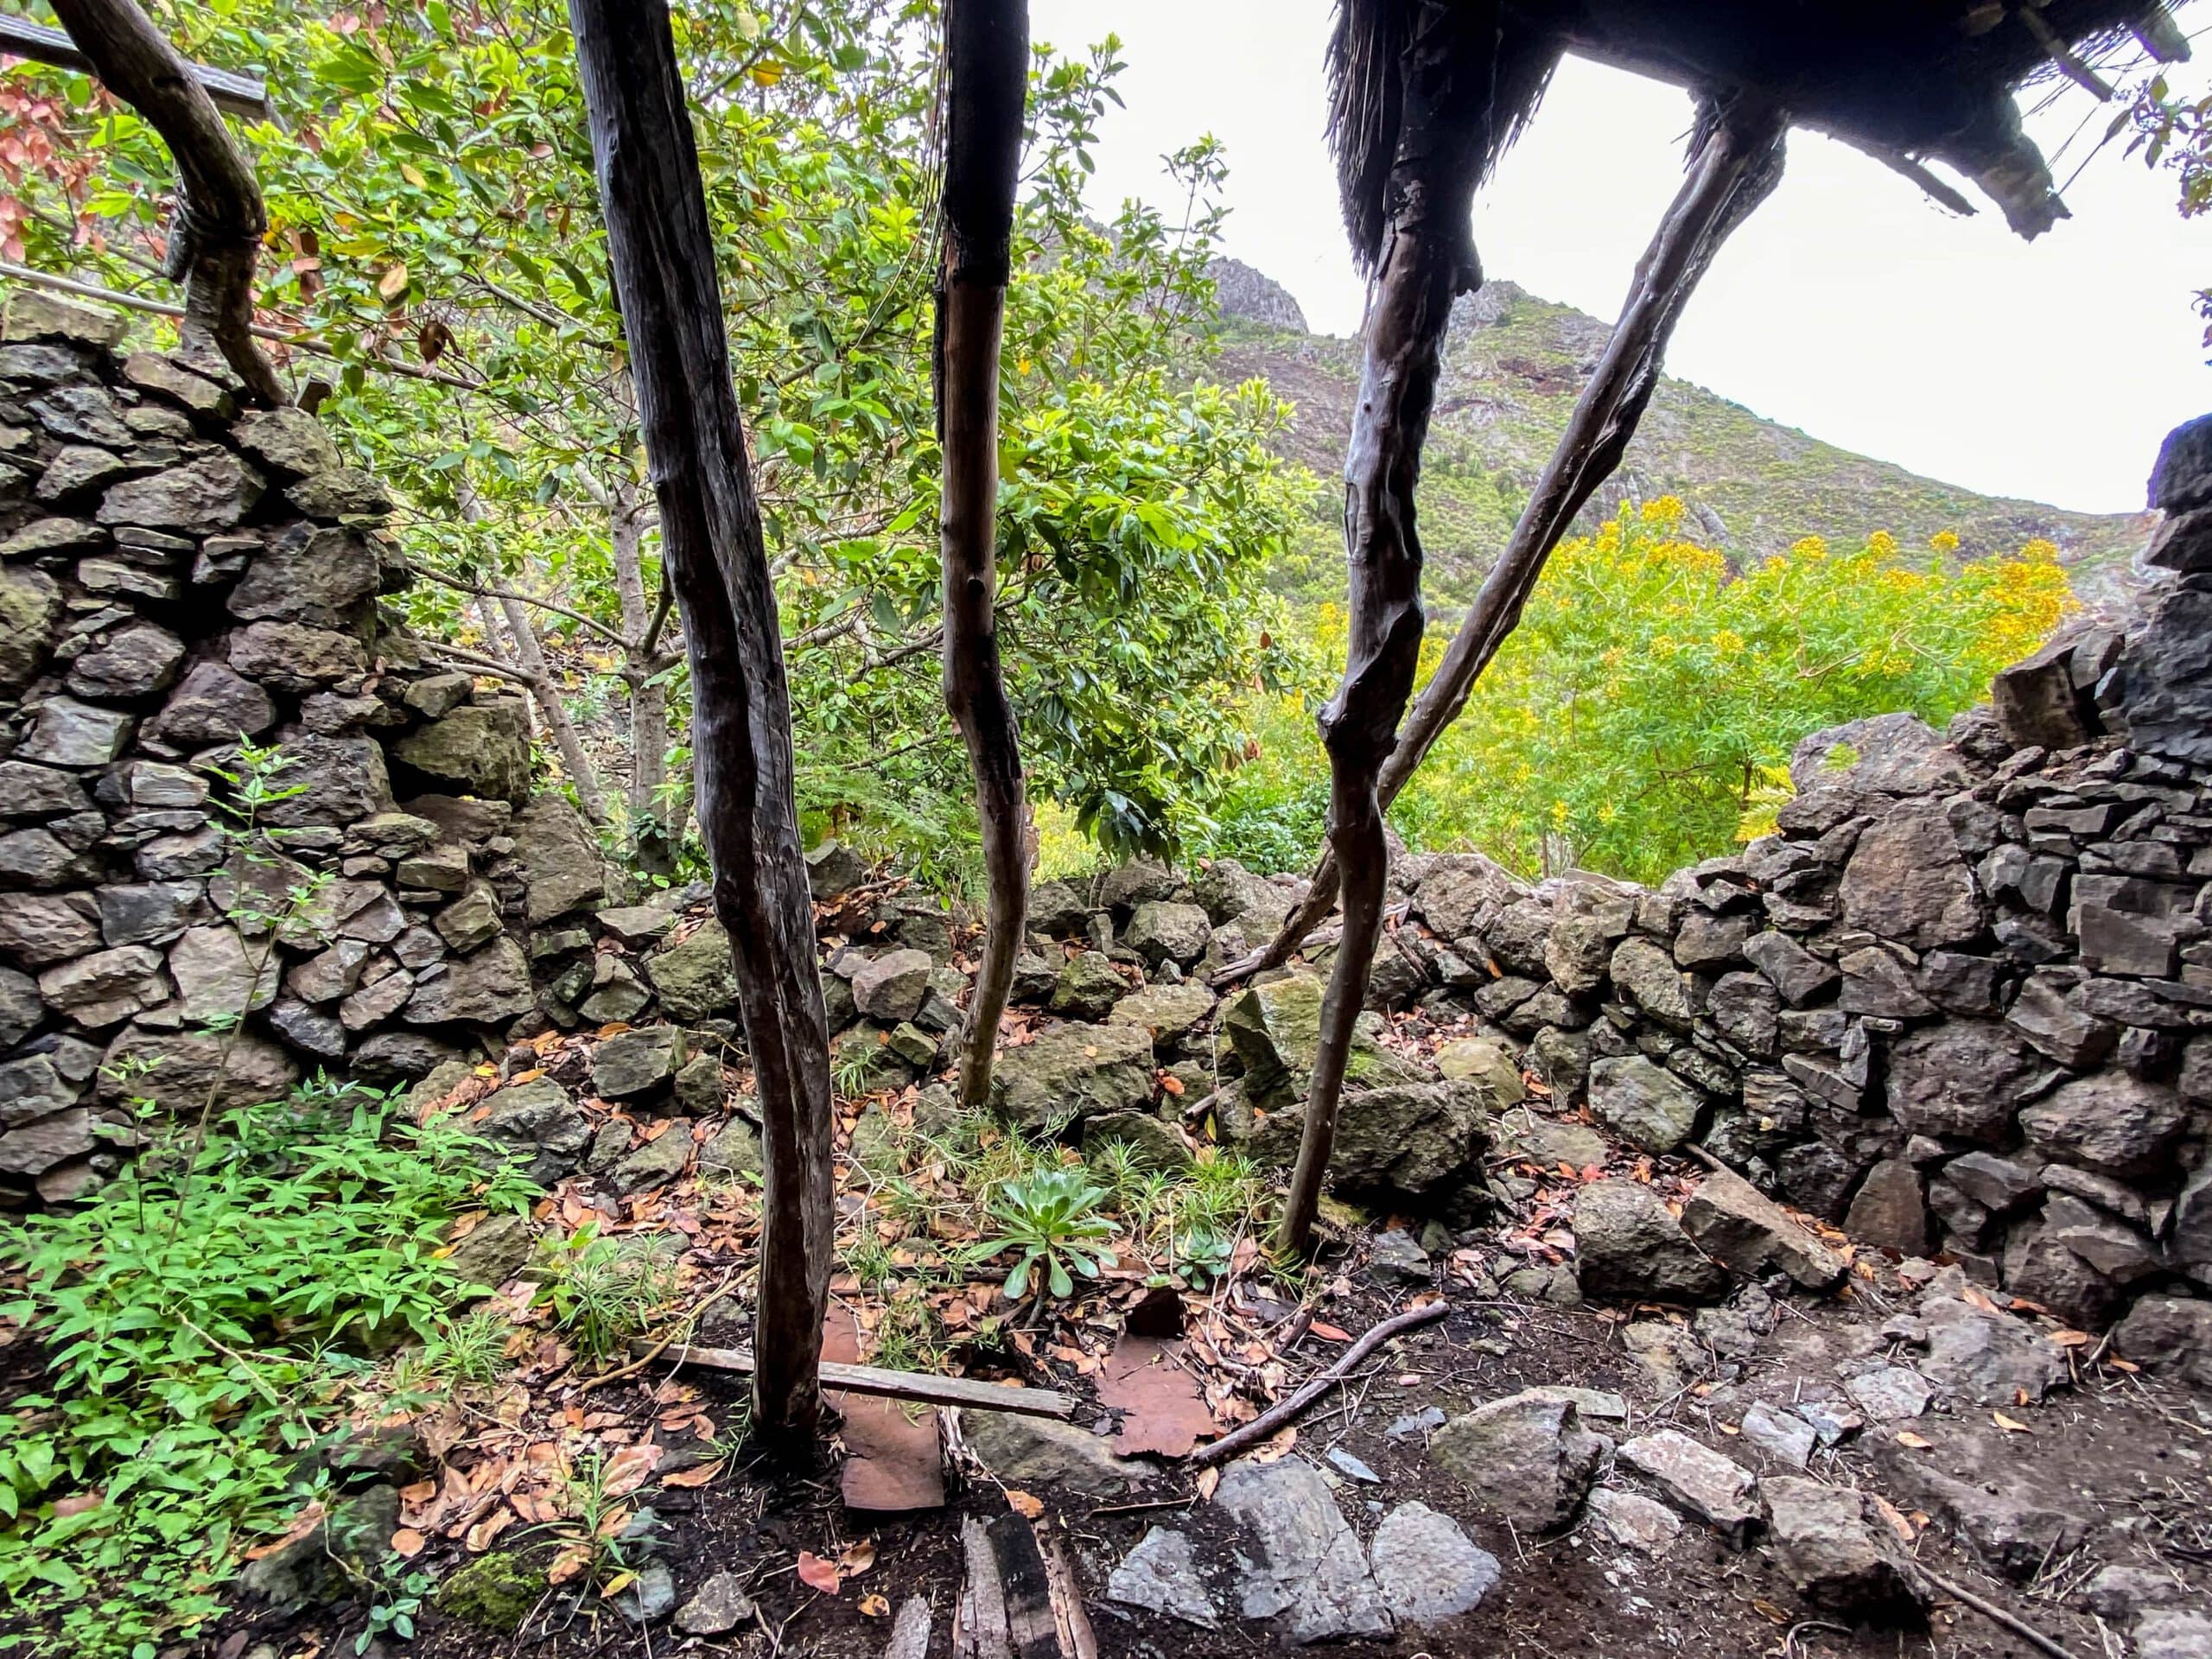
1207;501;2074;884
0;0;1302;864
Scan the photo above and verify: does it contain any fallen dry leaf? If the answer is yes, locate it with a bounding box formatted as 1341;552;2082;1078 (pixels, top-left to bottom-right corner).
390;1527;427;1558
598;1569;639;1599
859;1592;892;1618
548;1542;592;1586
1004;1490;1045;1520
1250;1427;1299;1465
1992;1411;2032;1433
601;1443;663;1497
1195;1467;1220;1501
839;1539;877;1575
1895;1430;1933;1449
1308;1320;1351;1343
797;1550;842;1595
662;1460;725;1489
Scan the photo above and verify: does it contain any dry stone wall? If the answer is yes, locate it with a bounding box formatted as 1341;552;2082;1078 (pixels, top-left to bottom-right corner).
0;288;629;1205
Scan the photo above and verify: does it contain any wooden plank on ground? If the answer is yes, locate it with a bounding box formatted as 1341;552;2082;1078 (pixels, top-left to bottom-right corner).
632;1338;1075;1420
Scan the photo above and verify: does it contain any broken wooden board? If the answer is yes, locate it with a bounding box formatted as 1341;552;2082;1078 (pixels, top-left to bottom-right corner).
956;1512;1077;1659
632;1337;1075;1419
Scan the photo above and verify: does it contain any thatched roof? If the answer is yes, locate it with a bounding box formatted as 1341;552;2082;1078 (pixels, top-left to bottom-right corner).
1330;0;2190;270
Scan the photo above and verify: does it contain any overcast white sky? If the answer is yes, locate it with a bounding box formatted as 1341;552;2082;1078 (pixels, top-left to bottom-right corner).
1027;0;2212;515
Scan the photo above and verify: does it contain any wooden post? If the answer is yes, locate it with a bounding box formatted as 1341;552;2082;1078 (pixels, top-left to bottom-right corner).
938;0;1033;1113
566;0;836;1440
1221;99;1788;995
46;0;286;405
1274;5;1497;1257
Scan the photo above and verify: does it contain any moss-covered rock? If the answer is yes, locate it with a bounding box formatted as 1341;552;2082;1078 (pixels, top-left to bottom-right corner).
436;1549;545;1632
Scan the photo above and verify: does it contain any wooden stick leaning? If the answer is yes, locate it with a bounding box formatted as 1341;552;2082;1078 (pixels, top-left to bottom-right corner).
1914;1566;2084;1659
1189;1300;1448;1466
632;1337;1077;1421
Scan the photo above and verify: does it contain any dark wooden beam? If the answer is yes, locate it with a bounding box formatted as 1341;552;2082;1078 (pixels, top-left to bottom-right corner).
633;1339;1077;1420
0;15;269;117
938;0;1032;1114
567;0;837;1444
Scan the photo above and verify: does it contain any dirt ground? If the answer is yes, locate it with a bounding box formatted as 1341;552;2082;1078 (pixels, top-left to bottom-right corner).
207;1252;2210;1659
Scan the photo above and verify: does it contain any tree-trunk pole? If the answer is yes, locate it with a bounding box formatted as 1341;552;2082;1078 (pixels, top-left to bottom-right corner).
1275;5;1497;1257
47;0;286;405
496;591;612;826
1223;99;1789;995
938;0;1032;1112
567;0;836;1440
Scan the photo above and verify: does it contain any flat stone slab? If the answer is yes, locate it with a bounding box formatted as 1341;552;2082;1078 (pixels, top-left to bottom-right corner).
1845;1367;1933;1423
1588;1487;1682;1554
1738;1401;1816;1470
1215;1454;1391;1643
1617;1430;1759;1547
1107;1527;1218;1629
1368;1502;1500;1624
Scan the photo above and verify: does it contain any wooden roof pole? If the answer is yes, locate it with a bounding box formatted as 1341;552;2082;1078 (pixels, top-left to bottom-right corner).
567;0;836;1443
0;15;268;116
938;0;1033;1114
45;0;286;405
1225;97;1787;1003
1275;1;1507;1257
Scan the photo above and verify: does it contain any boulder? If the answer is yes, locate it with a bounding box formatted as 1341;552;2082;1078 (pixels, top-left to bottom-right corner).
396;701;534;804
1681;1167;1847;1290
99;454;261;529
149;660;276;744
1107;981;1216;1046
1587;1054;1704;1153
1572;1179;1729;1304
592;1026;686;1099
2112;1295;2212;1387
1368;1502;1500;1624
645;921;738;1020
1239;1078;1489;1204
1610;938;1694;1028
2017;1072;2186;1179
0;562;60;689
1048;950;1127;1020
1430;1390;1604;1531
963;1410;1135;1495
469;1077;591;1185
1125;899;1211;965
98;1027;296;1114
1762;1477;1924;1618
515;797;605;923
989;1021;1153;1128
1221;973;1425;1109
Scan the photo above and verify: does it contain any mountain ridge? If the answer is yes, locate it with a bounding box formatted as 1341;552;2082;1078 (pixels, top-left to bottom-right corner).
1206;257;2155;608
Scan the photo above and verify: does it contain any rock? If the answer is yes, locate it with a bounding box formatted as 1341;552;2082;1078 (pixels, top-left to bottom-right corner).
396;701;534;804
1214;1454;1391;1643
592;1025;686;1099
2082;1563;2193;1620
471;1077;591;1185
232;406;340;475
1415;853;1528;938
1762;1477;1923;1618
616;1562;677;1625
227;620;367;691
238;1484;397;1612
66;620;184;701
1239;1078;1488;1204
1432;1035;1525;1105
1048;950;1127;1020
1126;899;1211;965
434;882;503;953
1084;1109;1191;1174
99;454;261;529
1573;1179;1729;1304
2017;1072;2185;1179
95;1026;294;1115
149;660;276;744
1844;1160;1929;1255
38;944;168;1027
1681;1166;1847;1290
673;1052;727;1116
435;1551;544;1633
1744;930;1840;1007
0;562;60;690
988;1020;1153;1128
404;938;534;1025
1587;1488;1681;1554
1993;637;2099;749
2136;1611;2212;1659
228;524;378;630
1107;981;1216;1046
1027;879;1090;937
1871;1441;2087;1581
1369;1502;1500;1624
18;696;133;767
1099;861;1179;912
0;967;40;1048
673;1570;758;1637
0;1109;93;1175
1430;1390;1604;1531
645;921;738;1020
963;1410;1133;1495
1945;1151;2044;1213
1610;937;1694;1027
0;892;100;966
610;1119;693;1194
1544;913;1615;996
1886;1021;2050;1144
166;924;280;1023
1843;1368;1931;1422
1839;802;1982;950
121;350;229;416
443;1212;536;1292
1617;1430;1758;1547
854;948;933;1023
256;733;391;828
2112;1295;2212;1387
2117;585;2212;765
4;287;126;347
1738;1402;1816;1470
699;1115;762;1181
1368;1229;1431;1284
1587;1054;1704;1153
1917;1294;2066;1405
1221;973;1425;1109
1326;1447;1381;1484
1107;1527;1217;1629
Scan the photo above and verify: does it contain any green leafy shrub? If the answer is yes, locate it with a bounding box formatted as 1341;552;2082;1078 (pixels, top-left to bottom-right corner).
0;1078;531;1658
